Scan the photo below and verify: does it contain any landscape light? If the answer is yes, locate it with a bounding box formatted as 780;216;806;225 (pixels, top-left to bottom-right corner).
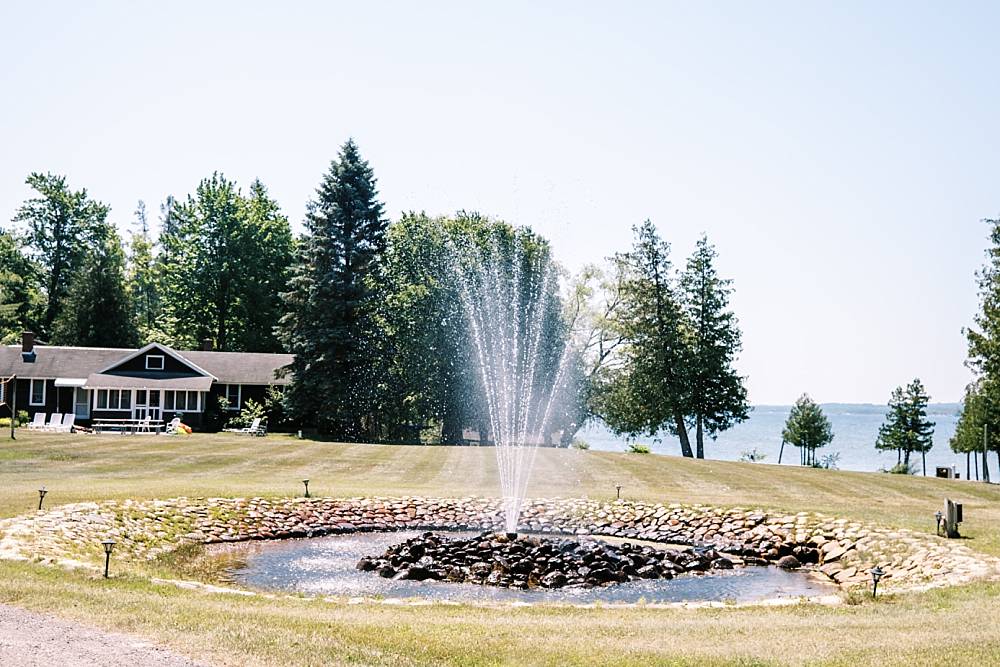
101;539;116;578
615;484;622;500
869;566;885;598
37;486;47;511
934;510;943;536
302;479;310;498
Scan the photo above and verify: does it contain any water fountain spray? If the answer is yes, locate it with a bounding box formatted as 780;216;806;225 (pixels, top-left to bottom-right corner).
448;228;578;535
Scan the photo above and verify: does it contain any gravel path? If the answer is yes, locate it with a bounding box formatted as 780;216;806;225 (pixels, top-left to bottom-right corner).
0;604;207;667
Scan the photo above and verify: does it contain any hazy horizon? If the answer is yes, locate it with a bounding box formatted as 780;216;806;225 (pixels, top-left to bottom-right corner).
2;1;995;404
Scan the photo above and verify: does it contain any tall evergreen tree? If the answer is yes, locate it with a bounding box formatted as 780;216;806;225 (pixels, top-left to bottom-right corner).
951;381;990;480
961;216;1000;481
601;221;695;457
680;236;749;458
12;172;108;335
159;174;293;351
781;393;833;466
875;379;935;473
127;201;164;343
51;223;137;347
279;140;387;438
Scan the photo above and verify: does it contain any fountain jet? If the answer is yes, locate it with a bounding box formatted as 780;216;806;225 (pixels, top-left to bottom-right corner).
448;228;577;535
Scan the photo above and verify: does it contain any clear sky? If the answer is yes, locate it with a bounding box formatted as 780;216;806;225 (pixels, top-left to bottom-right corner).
1;1;995;404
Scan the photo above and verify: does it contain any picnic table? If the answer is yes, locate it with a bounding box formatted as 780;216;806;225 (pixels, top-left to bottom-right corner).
92;419;165;435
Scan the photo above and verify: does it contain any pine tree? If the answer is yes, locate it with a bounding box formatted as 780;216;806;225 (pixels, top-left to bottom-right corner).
875;379;934;473
951;381;988;480
781;394;833;466
51;223;137;347
127;201;163;343
680;235;749;458
12;173;108;336
278;140;387;438
962;217;1000;481
602;221;695;457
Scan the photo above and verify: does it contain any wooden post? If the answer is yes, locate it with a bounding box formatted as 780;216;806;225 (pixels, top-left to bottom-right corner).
778;439;785;464
9;375;15;441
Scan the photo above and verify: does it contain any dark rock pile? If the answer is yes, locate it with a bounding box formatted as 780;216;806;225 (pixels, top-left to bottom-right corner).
357;531;738;589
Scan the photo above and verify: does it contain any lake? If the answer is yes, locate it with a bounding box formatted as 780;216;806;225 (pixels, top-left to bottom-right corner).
578;403;981;476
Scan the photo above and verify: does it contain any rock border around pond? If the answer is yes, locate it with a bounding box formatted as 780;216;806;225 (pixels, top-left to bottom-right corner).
1;496;997;594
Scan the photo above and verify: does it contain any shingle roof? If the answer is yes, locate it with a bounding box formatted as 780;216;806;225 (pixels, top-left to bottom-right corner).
86;373;215;391
0;345;293;385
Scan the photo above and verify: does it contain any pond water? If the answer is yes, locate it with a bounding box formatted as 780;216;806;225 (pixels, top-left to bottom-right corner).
217;531;837;604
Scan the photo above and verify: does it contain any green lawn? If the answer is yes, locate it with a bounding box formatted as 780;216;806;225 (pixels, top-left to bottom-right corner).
2;431;1000;666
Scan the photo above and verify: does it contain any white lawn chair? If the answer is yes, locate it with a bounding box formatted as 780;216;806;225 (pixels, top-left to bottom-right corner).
224;417;263;436
55;414;75;433
42;413;63;431
164;417;182;435
26;413;47;430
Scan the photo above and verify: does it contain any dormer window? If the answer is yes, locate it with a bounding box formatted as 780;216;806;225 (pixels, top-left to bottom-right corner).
146;355;165;371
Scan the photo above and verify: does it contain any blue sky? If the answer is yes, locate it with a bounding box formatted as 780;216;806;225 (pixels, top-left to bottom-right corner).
1;1;996;404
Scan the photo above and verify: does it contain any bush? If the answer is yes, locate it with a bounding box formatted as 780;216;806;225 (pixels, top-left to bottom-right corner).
226;398;266;430
815;452;841;470
571;438;590;450
883;461;915;475
628;442;651;454
16;410;28;426
739;448;767;463
201;395;230;432
0;418;10;428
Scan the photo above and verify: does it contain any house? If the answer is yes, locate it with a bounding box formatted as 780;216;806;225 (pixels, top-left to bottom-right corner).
0;332;293;428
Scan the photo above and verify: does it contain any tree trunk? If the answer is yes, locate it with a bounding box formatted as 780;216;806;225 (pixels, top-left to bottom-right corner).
441;407;464;445
974;452;979;481
695;416;704;459
921;450;926;476
674;414;693;458
967;452;971;481
903;449;911;466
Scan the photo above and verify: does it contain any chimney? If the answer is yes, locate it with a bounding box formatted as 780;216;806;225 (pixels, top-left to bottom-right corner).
201;338;214;351
21;331;36;363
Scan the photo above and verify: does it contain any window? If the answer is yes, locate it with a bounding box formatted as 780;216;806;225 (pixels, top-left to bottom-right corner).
29;379;46;406
225;384;241;410
95;389;131;411
145;355;165;371
165;390;201;412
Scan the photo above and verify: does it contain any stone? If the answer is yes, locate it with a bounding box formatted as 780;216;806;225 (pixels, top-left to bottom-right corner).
776;555;801;569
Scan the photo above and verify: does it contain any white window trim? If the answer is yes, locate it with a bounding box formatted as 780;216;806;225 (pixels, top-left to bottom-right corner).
164;390;203;413
145;355;165;371
225;384;242;410
92;388;132;411
29;379;46;406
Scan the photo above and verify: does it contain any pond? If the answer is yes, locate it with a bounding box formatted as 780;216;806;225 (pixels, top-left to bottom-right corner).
213;531;838;604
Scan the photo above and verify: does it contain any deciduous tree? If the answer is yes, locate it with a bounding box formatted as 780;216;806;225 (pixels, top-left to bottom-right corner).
51;222;137;347
12;173;108;335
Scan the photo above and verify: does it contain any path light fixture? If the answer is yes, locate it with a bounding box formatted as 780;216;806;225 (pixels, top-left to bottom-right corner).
37;486;47;511
302;479;310;498
101;539;116;578
615;484;622;500
934;510;943;536
869;566;885;598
